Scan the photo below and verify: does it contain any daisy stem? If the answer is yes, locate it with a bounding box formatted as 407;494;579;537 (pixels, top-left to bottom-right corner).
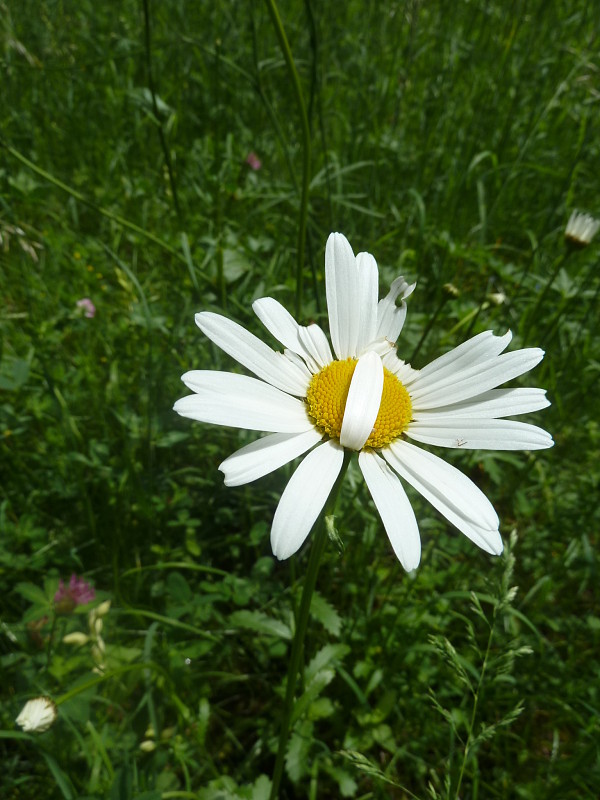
263;0;312;319
269;451;351;800
521;249;570;345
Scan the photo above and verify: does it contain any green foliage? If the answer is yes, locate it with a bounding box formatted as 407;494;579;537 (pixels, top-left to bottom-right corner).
1;0;600;798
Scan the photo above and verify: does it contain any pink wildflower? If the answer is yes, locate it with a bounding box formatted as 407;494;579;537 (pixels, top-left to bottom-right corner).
245;152;262;171
54;574;95;614
76;298;96;318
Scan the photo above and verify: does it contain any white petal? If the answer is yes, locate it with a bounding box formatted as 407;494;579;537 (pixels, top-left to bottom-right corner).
413;388;550;420
196;311;310;397
252;299;333;373
271;440;344;559
358;450;421;570
409;348;545;408
252;297;303;350
325;232;359;359
355;252;379;352
407;330;512;388
298;324;333;370
16;697;57;733
382;349;420;384
219;429;323;486
406;418;554;450
175;371;314;433
385;441;503;555
340;351;383;450
376;276;416;343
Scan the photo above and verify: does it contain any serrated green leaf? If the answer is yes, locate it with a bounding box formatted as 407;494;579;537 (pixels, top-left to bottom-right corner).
285;720;313;782
310;591;342;636
14;582;50;606
290;668;334;726
229;610;291;640
305;643;350;683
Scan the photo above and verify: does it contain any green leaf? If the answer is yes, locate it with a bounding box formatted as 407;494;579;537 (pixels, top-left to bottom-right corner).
310;591;342;636
229;610;291;640
305;643;350;683
285;719;313;782
41;752;75;799
14;582;50;606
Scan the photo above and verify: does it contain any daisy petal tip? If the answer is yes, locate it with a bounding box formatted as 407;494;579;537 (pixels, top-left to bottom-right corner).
403;552;421;573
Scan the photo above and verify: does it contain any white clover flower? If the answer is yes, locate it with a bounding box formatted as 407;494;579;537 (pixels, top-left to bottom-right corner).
15;697;57;733
565;210;600;247
174;233;553;570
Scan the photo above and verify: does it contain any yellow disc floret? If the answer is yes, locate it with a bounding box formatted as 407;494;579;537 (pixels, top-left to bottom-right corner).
306;357;412;449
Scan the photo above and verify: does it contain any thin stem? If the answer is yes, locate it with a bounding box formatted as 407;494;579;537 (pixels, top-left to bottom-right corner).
269;452;351;800
453;607;497;799
263;0;312;319
410;293;449;364
45;614;58;671
141;0;181;220
521;249;571;345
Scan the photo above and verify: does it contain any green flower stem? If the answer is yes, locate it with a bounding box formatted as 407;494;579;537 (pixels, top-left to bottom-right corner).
264;0;312;319
269;451;351;800
521;249;571;345
141;0;181;221
45;613;58;672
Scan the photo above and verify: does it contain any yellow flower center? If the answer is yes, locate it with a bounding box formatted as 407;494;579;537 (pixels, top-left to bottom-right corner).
305;357;412;449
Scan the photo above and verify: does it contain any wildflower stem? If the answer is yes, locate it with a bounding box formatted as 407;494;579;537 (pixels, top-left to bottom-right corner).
453;605;497;799
264;0;312;319
141;0;181;221
521;250;570;345
45;614;58;671
269;451;351;800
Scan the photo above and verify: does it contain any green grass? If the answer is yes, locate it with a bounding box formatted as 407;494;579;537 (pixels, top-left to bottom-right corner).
1;0;599;797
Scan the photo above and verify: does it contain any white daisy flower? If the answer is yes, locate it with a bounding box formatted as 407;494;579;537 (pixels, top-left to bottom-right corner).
174;233;553;571
15;696;57;733
565;210;600;248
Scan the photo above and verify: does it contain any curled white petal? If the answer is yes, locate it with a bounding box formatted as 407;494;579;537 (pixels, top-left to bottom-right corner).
376;276;416;343
271;440;344;560
340;351;383;450
359;450;421;570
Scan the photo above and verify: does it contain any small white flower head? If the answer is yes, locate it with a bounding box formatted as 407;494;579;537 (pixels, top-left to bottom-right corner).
487;291;506;306
15;697;57;733
565;210;600;248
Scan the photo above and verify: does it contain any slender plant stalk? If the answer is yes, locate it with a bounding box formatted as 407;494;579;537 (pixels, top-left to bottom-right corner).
410;292;450;363
141;0;182;221
269;452;351;800
45;614;58;671
264;0;312;319
453;606;497;800
213;38;226;309
522;249;571;345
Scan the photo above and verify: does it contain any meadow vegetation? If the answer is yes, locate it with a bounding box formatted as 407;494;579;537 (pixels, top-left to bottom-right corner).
1;1;599;797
